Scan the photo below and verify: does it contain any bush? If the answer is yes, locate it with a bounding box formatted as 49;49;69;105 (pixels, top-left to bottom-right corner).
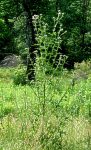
13;65;27;85
0;102;14;118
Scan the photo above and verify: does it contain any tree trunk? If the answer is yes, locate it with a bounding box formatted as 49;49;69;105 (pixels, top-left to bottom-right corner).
26;13;36;80
22;0;37;81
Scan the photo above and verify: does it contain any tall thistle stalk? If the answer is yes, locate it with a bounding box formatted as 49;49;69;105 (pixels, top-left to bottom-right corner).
31;12;67;148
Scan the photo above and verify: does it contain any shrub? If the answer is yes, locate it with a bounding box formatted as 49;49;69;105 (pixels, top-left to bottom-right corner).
0;102;14;118
13;65;27;85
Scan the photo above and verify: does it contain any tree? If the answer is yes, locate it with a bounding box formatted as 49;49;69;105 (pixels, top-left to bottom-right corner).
0;0;91;73
21;0;51;80
0;0;21;60
56;0;91;68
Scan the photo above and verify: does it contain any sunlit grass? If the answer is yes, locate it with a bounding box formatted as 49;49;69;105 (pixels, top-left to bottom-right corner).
0;67;91;150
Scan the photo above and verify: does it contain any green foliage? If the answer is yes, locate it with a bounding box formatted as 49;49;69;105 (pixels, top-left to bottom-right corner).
74;60;91;73
0;0;22;57
14;15;27;56
0;102;14;118
12;65;27;85
0;19;12;53
0;0;91;67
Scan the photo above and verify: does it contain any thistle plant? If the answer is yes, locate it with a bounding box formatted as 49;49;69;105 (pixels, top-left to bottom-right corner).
31;12;68;149
33;11;66;79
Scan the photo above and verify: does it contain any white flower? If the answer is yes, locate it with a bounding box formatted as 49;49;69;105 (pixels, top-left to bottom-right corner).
32;15;39;20
58;10;61;15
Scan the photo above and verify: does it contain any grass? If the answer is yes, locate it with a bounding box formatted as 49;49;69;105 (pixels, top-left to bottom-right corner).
0;65;91;150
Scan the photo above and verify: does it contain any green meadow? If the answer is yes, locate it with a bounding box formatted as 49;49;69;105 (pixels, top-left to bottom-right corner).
0;62;91;150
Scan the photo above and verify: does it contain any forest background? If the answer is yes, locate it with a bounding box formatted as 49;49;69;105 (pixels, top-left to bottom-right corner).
0;0;91;79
